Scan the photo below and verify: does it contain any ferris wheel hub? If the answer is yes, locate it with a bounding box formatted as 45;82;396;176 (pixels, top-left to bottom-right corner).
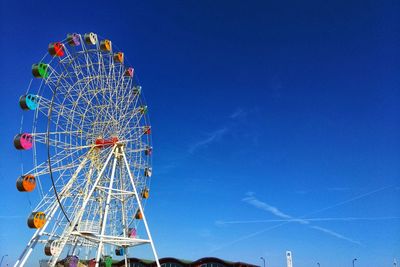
94;136;119;148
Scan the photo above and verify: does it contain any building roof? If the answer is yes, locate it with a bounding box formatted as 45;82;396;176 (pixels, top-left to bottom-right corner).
114;257;259;267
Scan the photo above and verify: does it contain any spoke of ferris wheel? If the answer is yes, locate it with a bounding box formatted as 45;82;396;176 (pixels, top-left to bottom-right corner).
116;84;141;124
118;110;146;137
47;40;129;124
43;160;98;244
53;60;126;125
48;145;116;266
38;84;89;126
41;65;106;120
52;51;131;130
25;147;83;179
119;105;144;129
37;97;87;129
32;131;84;149
33;150;92;212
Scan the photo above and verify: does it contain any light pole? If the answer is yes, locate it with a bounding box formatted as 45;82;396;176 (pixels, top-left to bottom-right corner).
317;262;320;267
0;255;8;267
352;258;357;267
260;257;265;267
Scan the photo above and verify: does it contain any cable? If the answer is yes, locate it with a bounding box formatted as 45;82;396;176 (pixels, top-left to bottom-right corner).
46;84;72;225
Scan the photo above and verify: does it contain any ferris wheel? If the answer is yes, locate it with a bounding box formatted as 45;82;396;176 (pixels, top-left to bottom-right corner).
13;32;160;267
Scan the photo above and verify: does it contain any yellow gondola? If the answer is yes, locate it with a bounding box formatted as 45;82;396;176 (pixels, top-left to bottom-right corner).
141;188;149;199
27;211;46;229
100;39;112;51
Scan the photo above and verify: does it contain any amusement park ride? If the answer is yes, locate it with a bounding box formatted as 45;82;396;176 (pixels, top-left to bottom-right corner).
13;33;159;267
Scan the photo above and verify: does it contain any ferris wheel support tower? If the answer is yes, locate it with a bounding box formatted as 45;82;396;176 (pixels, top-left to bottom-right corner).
15;145;160;267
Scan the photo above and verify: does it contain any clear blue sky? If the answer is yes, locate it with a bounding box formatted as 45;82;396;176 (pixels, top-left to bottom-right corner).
0;1;399;266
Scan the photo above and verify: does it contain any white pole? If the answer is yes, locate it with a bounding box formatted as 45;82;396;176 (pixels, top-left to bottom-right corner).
121;146;161;267
95;148;119;267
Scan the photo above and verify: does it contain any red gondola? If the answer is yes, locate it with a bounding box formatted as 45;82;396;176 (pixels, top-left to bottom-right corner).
48;42;64;57
124;67;134;77
143;126;151;135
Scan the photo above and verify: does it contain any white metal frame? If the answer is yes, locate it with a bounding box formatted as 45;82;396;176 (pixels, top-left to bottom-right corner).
15;33;159;266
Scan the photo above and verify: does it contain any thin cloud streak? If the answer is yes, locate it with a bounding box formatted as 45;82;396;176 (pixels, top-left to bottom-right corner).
188;107;249;154
229;108;247;119
242;194;359;244
210;186;392;253
310;225;361;245
189;127;228;153
328;187;351;192
242;195;308;224
216;216;400;225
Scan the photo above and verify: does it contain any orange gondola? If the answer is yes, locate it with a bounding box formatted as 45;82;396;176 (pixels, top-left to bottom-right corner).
114;52;124;63
135;210;143;220
16;174;36;192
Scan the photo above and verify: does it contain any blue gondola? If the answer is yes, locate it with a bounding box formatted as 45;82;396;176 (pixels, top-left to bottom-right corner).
115;248;125;256
19;94;39;110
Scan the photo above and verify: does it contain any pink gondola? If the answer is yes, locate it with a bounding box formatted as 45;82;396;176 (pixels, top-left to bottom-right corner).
13;133;33;150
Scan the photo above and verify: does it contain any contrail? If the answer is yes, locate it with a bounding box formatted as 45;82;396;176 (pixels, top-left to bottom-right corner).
242;194;362;245
216;216;400;225
210;185;393;253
